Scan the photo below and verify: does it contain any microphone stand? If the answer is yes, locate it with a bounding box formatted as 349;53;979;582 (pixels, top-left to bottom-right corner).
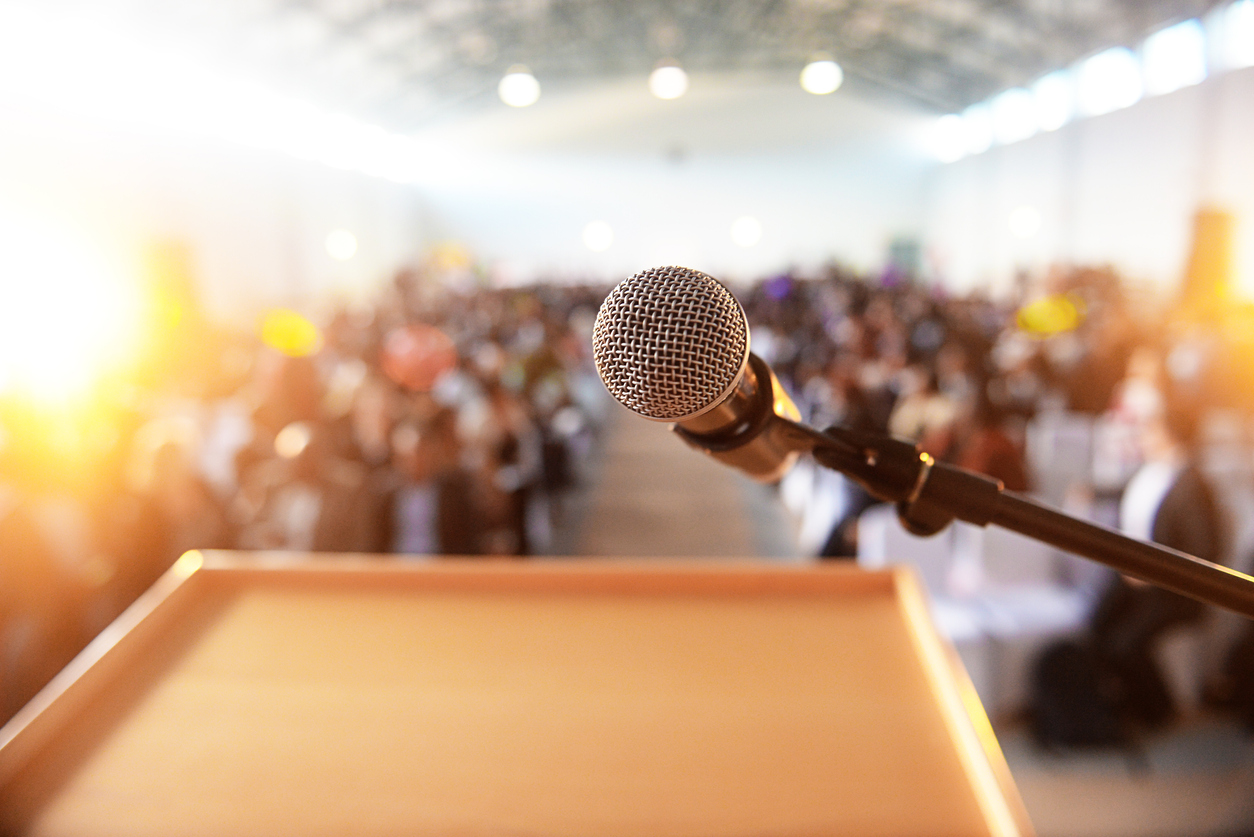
765;415;1254;620
664;352;1254;618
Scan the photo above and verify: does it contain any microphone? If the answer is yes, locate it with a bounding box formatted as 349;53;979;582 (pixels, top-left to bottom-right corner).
592;265;802;483
590;268;1254;619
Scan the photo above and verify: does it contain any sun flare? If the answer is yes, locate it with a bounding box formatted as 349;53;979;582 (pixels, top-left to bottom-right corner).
0;211;143;403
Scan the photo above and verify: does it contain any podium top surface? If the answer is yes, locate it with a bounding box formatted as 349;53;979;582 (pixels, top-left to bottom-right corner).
0;553;1030;837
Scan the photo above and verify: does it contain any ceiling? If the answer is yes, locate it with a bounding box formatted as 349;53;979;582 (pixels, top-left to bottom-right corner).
77;0;1223;129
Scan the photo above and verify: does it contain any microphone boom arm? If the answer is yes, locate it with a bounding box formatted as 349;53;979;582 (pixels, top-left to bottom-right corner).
768;415;1254;620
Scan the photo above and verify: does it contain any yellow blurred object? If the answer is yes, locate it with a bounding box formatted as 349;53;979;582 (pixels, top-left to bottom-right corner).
144;241;196;329
260;309;323;358
1016;293;1084;335
428;242;472;271
154;296;185;330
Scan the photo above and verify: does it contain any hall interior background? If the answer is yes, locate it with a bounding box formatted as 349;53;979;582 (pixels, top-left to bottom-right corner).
3;2;1254;835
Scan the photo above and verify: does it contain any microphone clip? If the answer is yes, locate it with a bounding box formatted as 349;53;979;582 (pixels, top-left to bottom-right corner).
671;354;776;454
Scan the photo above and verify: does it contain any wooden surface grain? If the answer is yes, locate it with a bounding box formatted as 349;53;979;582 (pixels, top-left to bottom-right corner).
0;557;1030;837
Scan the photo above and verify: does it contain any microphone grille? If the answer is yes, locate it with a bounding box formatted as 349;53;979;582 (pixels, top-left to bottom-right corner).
592;266;749;421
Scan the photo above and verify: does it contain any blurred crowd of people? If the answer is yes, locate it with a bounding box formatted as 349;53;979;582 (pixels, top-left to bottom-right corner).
4;256;1253;736
0;266;610;723
743;264;1234;554
743;262;1253;742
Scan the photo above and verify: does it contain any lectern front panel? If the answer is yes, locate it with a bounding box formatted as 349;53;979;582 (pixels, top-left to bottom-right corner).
0;554;1029;836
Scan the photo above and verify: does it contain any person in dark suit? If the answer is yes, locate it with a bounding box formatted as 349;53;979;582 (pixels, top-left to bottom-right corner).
1089;399;1226;728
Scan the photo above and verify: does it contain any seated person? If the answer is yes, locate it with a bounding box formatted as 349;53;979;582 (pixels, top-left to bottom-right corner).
1088;399;1226;728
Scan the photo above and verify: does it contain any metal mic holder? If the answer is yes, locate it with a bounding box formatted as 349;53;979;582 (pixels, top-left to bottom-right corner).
767;416;1254;620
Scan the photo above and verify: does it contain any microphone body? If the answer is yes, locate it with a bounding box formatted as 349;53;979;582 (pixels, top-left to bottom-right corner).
592;266;800;483
670;352;801;483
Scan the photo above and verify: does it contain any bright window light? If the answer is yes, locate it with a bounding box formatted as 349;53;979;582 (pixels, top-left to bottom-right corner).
1008;205;1043;239
0;5;440;185
325;229;358;261
730;216;762;247
962;103;993;155
1223;0;1254;69
498;66;540;107
582;220;613;252
1077;47;1143;116
991;88;1037;144
930;114;967;163
1032;71;1075;131
1143;19;1207;96
649;64;689;99
800;59;843;95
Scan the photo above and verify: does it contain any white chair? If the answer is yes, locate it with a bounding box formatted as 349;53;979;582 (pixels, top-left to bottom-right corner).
1025;410;1094;507
856;503;956;596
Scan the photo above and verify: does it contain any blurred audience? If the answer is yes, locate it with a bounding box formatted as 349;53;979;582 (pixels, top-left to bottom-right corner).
4;254;1254;740
0;266;606;722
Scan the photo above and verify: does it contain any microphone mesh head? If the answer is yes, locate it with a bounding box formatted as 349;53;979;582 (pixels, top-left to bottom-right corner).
592;266;749;421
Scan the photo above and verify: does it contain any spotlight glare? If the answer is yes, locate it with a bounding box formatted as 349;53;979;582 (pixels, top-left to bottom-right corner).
649;64;689;99
498;66;540;107
800;59;843;95
0;209;142;402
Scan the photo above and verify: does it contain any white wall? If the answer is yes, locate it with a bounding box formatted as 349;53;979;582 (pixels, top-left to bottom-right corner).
410;74;936;286
0;71;938;313
923;66;1254;298
0;105;430;323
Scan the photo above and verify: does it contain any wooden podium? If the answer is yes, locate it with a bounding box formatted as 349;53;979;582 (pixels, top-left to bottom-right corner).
0;553;1032;836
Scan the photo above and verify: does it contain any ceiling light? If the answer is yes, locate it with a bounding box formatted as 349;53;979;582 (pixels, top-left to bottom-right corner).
962;103;993;155
800;59;843;95
325;229;358;260
1077;47;1142;116
582;220;613;252
1031;71;1074;131
498;65;540;107
1143;19;1207;95
930;114;967;163
990;88;1036;144
1223;0;1254;69
730;216;762;247
649;63;688;99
